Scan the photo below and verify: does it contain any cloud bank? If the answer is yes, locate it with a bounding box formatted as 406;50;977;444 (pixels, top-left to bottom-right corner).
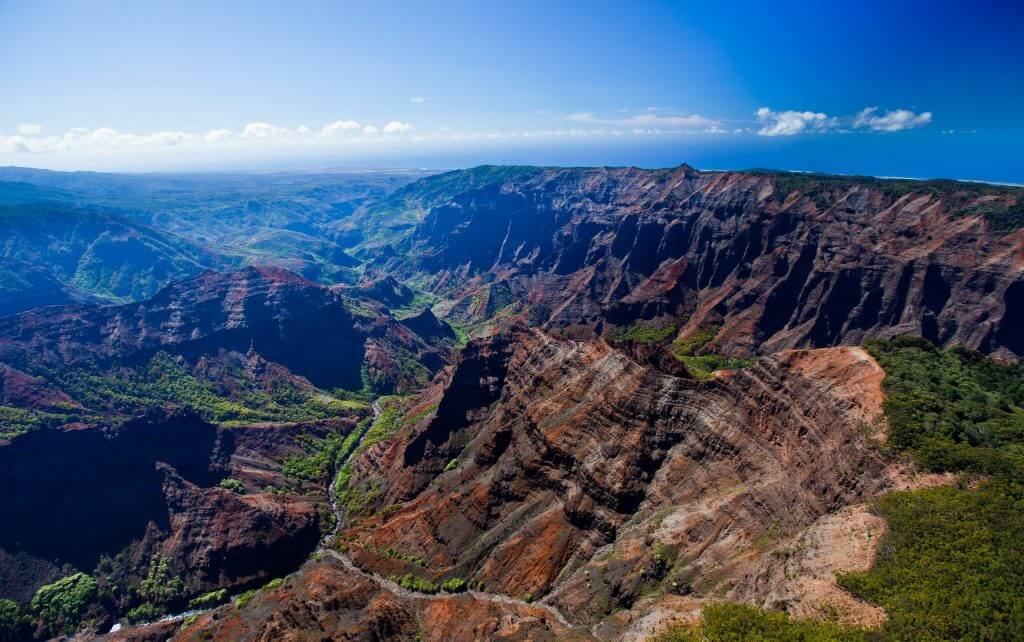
757;106;933;136
0;119;419;155
566;111;723;132
0;104;936;157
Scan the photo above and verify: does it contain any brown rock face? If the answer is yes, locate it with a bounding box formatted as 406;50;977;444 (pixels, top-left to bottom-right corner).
148;555;588;642
0;265;451;398
374;165;1024;358
0;410;323;606
330;331;934;637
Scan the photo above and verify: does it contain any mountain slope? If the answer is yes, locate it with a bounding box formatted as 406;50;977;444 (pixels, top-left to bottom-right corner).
0;200;225;315
159;330;942;641
365;165;1024;359
0;266;456;439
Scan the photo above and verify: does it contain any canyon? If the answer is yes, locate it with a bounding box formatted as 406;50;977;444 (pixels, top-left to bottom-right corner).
0;165;1021;640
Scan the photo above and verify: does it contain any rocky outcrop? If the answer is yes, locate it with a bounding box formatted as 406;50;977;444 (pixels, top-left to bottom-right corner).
0;266;367;390
371;166;1024;359
0;409;325;607
146;555;589;642
0;266;453;420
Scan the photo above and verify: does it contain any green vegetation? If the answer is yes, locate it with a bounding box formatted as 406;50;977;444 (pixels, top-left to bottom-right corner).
263;577;284;591
234;589;258;610
233;577;284;610
654;603;871;641
188;588;228;609
138;555;184;605
440;577;468;593
954;199;1024;233
677;354;756;380
282;430;350;483
820;338;1024;640
218;478;244;493
0;599;30;642
0;404;80;440
381;547;427;567
443;458;458;472
749;169;1024;232
672;325;718;356
333;398;435;516
839;480;1024;641
125;602;160;623
865;337;1024;478
360;398;406;451
450;323;470;349
672;325;755;379
393;573;438;593
608;321;678;345
30;572;98;635
754;518;783;549
652;540;678;568
390;572;468;594
43;352;363;430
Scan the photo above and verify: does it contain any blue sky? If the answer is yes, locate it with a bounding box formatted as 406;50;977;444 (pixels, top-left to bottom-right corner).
1;0;1022;181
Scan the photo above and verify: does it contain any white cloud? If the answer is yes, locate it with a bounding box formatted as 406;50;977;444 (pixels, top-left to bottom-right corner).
203;128;232;143
320;120;361;137
241;122;291;141
756;106;933;136
565;111;720;130
0;104;936;160
139;130;193;146
853;107;932;132
756;107;834;136
410;96;427;103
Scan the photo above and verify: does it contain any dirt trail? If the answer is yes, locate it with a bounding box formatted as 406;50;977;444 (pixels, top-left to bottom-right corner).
319;397;573;630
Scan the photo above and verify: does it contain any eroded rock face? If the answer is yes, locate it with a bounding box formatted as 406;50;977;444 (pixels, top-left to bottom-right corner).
0;410;323;606
142;556;589;642
375;166;1024;359
0;265;453;400
332;332;936;637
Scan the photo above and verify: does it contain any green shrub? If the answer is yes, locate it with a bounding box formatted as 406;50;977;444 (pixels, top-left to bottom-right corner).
234;589;258;610
395;573;439;594
188;588;228;609
138;555;184;605
443;458;458;472
125;602;160;623
653;603;870;641
440;577;468;593
608;321;678;345
263;578;284;591
676;354;755;380
30;572;98;635
218;478;244;493
672;325;719;357
0;599;30;642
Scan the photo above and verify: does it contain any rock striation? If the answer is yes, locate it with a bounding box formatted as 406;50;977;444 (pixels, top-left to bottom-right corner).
369;165;1024;359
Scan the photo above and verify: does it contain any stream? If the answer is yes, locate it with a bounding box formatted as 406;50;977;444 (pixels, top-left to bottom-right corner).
111;396;572;633
105;400;384;635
